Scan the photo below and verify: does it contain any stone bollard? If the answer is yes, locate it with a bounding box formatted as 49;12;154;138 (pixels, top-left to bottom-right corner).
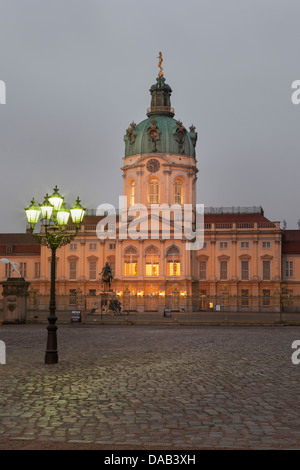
1;278;30;324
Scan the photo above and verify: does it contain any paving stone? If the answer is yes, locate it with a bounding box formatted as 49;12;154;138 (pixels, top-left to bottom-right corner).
0;324;300;449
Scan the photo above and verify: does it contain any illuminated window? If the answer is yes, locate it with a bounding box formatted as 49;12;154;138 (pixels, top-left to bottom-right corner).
148;178;159;204
174;178;183;205
145;246;159;276
167;246;180;276
124;247;138;276
130;180;135;206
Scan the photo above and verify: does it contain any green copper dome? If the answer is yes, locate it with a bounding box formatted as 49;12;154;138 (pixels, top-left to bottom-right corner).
124;75;197;158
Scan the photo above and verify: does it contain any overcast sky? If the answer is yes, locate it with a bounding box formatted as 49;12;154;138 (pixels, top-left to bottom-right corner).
0;0;299;232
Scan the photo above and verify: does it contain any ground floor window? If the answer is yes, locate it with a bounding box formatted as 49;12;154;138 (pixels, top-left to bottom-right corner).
262;289;270;306
241;289;249;306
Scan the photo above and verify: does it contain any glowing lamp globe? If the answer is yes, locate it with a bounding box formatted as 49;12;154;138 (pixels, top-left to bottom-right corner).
70;197;85;225
57;202;70;226
40;194;53;223
25;198;41;227
48;185;64;211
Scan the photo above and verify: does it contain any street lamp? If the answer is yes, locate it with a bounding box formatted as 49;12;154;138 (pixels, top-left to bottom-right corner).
25;186;85;364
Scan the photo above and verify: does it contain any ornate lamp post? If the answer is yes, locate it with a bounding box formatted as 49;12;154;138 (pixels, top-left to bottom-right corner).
25;186;85;364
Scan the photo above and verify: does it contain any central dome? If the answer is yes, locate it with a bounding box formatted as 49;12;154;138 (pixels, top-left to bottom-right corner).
124;75;197;159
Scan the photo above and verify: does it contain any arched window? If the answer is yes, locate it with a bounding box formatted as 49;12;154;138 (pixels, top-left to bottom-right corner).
130;180;135;206
148;178;159;204
166;246;180;276
174;178;183;205
145;246;159;276
124;247;138;276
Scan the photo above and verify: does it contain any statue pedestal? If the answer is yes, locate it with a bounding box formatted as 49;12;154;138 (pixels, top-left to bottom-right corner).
100;291;119;314
1;278;30;324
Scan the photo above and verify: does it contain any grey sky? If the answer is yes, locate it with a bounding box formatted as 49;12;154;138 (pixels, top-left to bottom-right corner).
0;0;299;232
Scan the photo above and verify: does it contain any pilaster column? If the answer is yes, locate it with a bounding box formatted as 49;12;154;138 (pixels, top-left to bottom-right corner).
136;169;144;204
115;239;122;278
232;239;238;280
253;239;259;280
163;169;171;205
160;239;165;278
210;239;216;280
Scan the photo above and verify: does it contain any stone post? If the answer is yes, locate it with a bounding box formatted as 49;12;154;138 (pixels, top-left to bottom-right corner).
1;277;30;324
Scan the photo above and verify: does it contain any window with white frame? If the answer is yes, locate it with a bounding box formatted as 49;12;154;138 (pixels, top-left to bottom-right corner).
89;261;97;280
69;243;78;251
219;242;228;249
262;241;271;249
285;260;294;278
240;241;250;249
20;262;27;278
89;243;97;251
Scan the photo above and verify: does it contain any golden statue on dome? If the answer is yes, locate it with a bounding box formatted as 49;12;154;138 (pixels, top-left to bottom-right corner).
157;51;164;77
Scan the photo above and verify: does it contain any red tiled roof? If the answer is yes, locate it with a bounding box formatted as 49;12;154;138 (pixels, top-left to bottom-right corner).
0;233;40;255
283;230;300;254
203;213;272;223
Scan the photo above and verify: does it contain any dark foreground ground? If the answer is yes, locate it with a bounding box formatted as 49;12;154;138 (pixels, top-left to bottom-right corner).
0;323;300;450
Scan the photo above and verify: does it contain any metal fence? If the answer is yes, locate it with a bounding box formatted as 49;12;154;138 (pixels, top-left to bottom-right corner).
1;291;299;324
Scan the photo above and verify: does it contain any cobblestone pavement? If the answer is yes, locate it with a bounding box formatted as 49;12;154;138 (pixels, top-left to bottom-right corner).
0;323;300;450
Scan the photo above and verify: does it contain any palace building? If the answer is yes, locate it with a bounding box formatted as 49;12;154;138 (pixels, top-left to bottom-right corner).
1;61;300;317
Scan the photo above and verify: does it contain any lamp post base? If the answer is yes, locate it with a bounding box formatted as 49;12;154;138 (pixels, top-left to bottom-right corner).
45;350;58;364
45;321;58;364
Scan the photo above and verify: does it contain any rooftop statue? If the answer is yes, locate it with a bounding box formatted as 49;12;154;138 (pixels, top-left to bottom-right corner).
157;51;163;77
